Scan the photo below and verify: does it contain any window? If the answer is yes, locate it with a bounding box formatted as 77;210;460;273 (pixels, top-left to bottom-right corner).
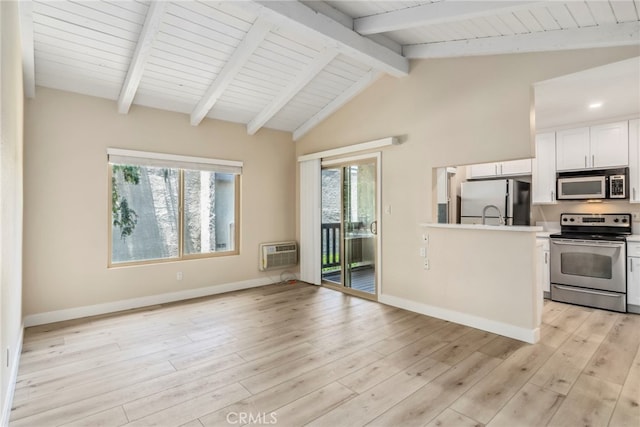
108;149;241;266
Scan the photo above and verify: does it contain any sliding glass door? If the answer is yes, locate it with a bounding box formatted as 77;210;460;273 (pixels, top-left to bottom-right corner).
321;158;377;298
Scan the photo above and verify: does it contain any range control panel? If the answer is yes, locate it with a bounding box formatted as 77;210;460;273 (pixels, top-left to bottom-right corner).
560;213;631;228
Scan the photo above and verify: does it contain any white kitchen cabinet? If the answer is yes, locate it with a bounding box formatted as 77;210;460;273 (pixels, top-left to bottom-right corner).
468;163;499;179
590;121;628;168
532;132;556;204
627;241;640;314
628;119;640;202
556;127;590;171
500;159;532;176
537;237;550;297
467;159;532;179
556;122;628;171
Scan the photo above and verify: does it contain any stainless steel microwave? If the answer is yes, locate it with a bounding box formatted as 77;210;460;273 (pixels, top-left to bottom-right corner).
556;167;628;200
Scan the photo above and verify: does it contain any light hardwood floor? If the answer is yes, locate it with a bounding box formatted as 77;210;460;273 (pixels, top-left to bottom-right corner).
10;282;640;426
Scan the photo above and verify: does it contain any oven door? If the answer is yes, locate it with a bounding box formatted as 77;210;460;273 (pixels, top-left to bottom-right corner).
557;176;606;199
550;239;626;292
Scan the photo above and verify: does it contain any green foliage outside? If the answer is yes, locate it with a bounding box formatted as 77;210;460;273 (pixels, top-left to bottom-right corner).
322;253;340;263
112;165;141;239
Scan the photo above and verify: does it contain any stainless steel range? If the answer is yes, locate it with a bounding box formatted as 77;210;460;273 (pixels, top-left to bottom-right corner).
550;213;631;313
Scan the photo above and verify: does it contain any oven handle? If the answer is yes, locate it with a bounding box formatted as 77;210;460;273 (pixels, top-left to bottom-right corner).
551;240;625;248
553;284;622;298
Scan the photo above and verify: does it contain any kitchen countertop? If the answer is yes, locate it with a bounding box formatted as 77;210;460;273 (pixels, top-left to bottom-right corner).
626;235;640;242
421;223;542;232
536;232;554;238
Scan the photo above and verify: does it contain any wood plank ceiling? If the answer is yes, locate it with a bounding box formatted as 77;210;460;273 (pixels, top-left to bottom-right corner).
18;1;640;140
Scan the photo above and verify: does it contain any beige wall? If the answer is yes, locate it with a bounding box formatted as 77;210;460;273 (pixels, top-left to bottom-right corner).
23;88;296;316
296;47;640;306
1;0;24;421
424;227;538;333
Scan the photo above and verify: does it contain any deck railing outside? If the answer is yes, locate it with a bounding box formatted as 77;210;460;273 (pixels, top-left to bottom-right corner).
321;222;340;271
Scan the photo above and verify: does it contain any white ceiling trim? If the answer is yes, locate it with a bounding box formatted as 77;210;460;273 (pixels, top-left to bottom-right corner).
117;1;167;114
404;21;640;59
354;1;540;35
18;0;35;98
247;49;338;135
190;17;273;126
240;0;409;77
293;69;383;141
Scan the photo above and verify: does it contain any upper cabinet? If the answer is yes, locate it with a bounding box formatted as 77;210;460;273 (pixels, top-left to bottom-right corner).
555;127;590;171
467;159;532;179
629;119;640;203
500;159;533;176
468;163;499;178
591;121;629;168
532;132;556;204
556;121;629;171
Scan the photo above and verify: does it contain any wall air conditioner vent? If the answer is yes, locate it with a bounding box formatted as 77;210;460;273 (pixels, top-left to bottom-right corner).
259;241;298;271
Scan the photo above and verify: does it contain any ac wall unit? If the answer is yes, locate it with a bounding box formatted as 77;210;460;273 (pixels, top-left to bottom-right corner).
259;241;298;271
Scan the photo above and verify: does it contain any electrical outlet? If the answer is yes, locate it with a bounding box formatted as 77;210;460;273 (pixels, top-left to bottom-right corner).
633;212;639;220
177;272;183;281
419;247;426;257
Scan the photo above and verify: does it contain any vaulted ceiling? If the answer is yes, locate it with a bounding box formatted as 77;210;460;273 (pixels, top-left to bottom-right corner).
18;1;640;140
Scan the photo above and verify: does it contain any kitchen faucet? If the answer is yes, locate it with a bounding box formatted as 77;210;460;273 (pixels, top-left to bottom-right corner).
482;204;505;225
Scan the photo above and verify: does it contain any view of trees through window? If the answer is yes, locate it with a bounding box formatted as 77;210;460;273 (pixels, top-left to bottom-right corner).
111;164;237;264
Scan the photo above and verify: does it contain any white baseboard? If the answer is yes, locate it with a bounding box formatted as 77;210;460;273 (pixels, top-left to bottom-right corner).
379;294;539;344
1;324;23;427
24;278;274;327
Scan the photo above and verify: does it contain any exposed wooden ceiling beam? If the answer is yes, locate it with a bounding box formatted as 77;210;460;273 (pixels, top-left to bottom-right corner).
191;17;273;126
301;0;402;54
18;0;35;98
355;1;540;35
404;22;640;58
241;1;408;77
247;49;338;135
117;1;167;114
293;69;383;141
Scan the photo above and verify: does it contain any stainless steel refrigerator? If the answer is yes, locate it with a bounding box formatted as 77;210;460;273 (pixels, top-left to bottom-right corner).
460;179;531;225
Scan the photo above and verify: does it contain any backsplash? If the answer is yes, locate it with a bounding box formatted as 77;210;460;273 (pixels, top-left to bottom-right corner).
533;201;640;233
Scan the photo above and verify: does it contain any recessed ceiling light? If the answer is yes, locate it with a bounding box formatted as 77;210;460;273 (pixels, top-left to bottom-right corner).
589;102;603;109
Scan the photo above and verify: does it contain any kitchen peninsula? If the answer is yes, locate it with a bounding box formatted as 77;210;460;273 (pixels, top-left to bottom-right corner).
417;223;542;343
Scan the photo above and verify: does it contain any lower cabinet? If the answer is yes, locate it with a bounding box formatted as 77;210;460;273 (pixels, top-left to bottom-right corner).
537;237;550;298
627;242;640;314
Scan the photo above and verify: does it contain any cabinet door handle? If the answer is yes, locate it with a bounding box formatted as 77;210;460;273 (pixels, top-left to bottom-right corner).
495;164;498;175
584;155;587;168
592;154;595;167
500;164;503;175
551;190;554;201
544;252;548;264
634;188;636;201
631;259;633;273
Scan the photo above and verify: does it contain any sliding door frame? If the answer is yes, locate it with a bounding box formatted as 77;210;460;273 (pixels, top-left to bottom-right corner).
321;152;382;300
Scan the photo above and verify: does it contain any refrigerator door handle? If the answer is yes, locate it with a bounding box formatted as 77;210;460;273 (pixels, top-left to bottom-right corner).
505;180;514;219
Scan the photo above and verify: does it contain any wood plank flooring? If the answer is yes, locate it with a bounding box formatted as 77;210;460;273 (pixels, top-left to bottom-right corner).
10;282;640;426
